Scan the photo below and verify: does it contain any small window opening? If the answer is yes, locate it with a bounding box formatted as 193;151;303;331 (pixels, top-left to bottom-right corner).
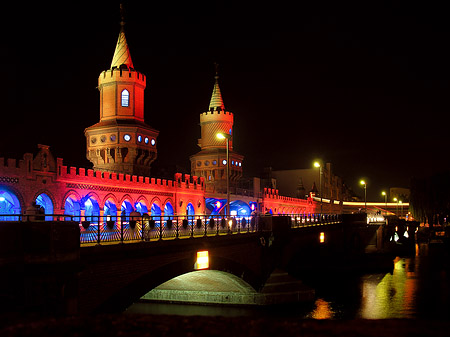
121;89;129;107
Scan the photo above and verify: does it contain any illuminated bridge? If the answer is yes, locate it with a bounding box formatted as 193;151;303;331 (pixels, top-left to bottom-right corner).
0;213;418;315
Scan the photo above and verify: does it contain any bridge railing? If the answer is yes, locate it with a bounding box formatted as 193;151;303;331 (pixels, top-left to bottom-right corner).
0;213;342;245
289;213;343;227
78;214;261;244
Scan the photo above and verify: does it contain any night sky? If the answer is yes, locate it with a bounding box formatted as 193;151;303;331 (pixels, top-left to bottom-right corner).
2;2;449;200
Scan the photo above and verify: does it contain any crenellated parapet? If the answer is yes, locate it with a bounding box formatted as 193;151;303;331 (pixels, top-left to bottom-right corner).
174;173;205;190
99;67;146;87
56;161;206;194
0;157;27;173
198;110;234;150
200;110;234;123
262;187;317;214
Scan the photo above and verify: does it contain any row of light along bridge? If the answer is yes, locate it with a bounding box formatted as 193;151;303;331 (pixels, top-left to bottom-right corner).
0;213;345;245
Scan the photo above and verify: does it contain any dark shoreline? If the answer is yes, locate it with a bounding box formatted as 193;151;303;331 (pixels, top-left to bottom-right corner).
1;314;450;337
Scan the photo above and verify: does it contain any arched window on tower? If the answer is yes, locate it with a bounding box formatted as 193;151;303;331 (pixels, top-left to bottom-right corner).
121;89;129;107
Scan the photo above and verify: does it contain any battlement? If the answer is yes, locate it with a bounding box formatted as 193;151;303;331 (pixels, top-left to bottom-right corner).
200;110;234;123
0;150;55;177
99;67;146;86
174;173;205;190
0;157;26;171
56;159;204;192
263;188;310;205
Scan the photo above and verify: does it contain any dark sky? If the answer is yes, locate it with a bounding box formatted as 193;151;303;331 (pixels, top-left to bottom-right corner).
1;2;449;200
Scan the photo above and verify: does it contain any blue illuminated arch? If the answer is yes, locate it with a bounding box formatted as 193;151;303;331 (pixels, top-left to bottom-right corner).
0;188;21;221
84;197;100;224
186;203;195;216
121;200;133;222
164;202;174;220
35;193;53;221
64;196;81;222
229;200;252;217
103;200;117;223
205;197;226;215
151;203;161;217
135;201;148;215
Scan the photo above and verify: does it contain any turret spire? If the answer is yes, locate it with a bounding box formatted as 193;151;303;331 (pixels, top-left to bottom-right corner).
110;4;134;69
209;63;225;111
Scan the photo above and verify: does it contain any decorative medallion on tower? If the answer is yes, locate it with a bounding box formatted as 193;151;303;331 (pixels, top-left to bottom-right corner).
85;5;159;177
190;65;244;192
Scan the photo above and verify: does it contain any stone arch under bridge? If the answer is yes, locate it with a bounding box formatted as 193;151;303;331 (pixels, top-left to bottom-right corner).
80;234;266;313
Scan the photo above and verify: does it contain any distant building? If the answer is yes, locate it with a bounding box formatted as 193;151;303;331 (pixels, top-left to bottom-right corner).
270;163;354;201
390;187;410;203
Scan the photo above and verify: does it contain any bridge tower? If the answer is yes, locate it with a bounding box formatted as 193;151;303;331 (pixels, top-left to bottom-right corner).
190;68;244;193
85;9;159;177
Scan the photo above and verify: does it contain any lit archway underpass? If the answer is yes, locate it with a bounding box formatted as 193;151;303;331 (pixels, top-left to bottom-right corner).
140;270;262;305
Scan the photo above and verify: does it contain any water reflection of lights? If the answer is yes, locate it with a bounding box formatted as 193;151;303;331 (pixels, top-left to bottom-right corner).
359;257;417;319
310;298;333;319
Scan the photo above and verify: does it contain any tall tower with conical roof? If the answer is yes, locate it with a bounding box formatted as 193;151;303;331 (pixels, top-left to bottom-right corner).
85;6;159;177
190;69;244;192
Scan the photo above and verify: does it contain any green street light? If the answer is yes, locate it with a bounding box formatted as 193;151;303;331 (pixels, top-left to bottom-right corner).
360;180;367;212
313;161;322;214
393;197;399;217
381;191;387;215
216;132;231;217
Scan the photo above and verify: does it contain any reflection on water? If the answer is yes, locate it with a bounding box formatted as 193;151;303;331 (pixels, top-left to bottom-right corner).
127;243;450;319
308;298;333;319
358;257;418;318
309;243;450;319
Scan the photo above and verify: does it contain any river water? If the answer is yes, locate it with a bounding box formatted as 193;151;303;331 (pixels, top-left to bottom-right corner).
126;242;450;319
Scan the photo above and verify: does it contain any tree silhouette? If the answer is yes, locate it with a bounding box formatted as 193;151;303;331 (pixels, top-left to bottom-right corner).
410;171;450;226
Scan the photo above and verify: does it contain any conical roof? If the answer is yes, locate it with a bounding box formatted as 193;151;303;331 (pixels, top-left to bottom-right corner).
209;75;225;111
111;25;134;69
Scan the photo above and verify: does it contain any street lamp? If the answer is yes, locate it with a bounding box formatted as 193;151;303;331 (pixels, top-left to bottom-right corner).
393;197;399;217
216;132;231;217
381;191;387;215
313;161;323;214
360;180;367;212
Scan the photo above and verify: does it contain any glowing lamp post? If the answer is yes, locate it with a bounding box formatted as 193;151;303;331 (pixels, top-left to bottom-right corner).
216;132;231;217
360;180;367;212
313;161;323;214
393;197;401;218
381;191;387;215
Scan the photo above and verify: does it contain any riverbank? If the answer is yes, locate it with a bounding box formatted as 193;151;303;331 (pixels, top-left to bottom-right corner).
1;314;449;337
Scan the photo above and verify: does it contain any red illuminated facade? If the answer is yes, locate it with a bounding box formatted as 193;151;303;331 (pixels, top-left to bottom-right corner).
0;12;330;221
